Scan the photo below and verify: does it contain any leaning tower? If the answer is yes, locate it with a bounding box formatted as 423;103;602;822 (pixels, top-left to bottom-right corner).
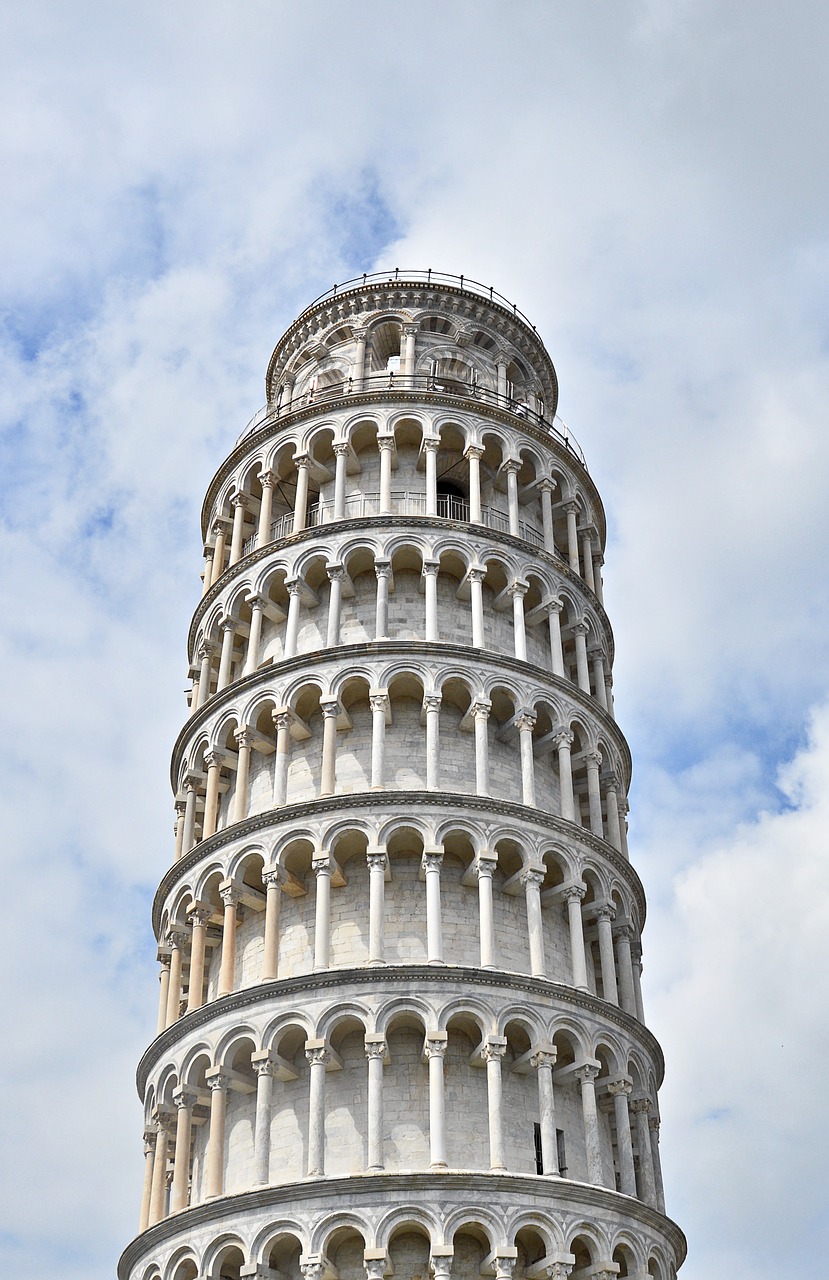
122;272;686;1280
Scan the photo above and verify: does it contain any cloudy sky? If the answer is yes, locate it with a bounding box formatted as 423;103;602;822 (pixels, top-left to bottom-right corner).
2;2;828;1277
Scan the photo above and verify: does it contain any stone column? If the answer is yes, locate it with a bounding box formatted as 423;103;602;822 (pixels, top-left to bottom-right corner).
369;690;389;790
618;796;630;859
312;853;333;970
256;471;277;548
564;501;580;573
423;436;439;516
632;1097;657;1206
650;1114;666;1212
374;559;391;639
156;952;171;1035
607;1079;636;1197
217;880;239;997
614;923;637;1015
585;750;604;837
292;455;311;533
251;1053;276;1185
483;1037;508;1170
589;647;608;710
422;850;444;964
472;698;491;796
430;1250;454;1280
319;698;339;796
244;596;267;676
509;580;528;661
593;551;605;605
201;751;222;839
547;599;566;677
425;1036;448;1168
165;930;187;1028
186;905;211;1012
210;522;228;586
554;729;576;821
148;1112;173;1225
402;324;417;379
170;1088;196;1212
325;564;344;647
352;326;367;389
631;941;646;1022
367;849;387;965
466;445;483;522
201;547;214;598
604;773;623;852
538;478;557;552
378;435;394;514
496;358;508;400
216;618;237;691
332;443;349;520
423;560;439;641
595;905;619;1005
580;528;595;590
572;622;591;693
563;885;589;990
504;459;521;536
139;1131;155;1230
204;1072;229;1199
305;1041;329;1176
283;579;303;658
228;493;248;566
516;711;536;807
575;1064;604;1185
261;868;283;981
272;709;292;805
365;1035;387;1169
523;867;546;978
424;693;441;790
196;640;214;709
172;798;186;863
233;727;253;824
532;1048;559;1174
476;852;497;968
463;565;485;648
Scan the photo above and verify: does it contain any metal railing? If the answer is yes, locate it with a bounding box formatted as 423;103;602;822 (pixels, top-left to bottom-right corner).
296;268;540;333
242;493;547;557
236;371;585;466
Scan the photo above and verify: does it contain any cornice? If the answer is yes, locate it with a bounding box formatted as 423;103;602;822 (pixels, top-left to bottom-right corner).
135;963;665;1095
152;788;645;936
118;1169;686;1280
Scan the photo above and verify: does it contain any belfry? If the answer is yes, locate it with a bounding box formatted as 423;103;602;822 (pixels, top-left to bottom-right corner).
121;271;686;1280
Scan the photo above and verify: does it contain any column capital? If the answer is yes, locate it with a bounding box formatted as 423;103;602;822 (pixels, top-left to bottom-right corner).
421;850;443;875
606;1077;633;1098
422;692;442;713
593;903;616;924
295;453;312;471
502;457;521;474
332;440;350;457
537;476;558;494
530;1045;557;1070
187;904;211;928
587;645;605;663
471;697;492;719
262;867;286;891
494;1255;517;1280
312;852;334;878
563;499;580;515
649;1114;661;1135
248;593;268;613
197;638;215;660
165;928;187;952
319;697;340;719
205;1069;230;1092
482;1036;507;1063
152;1106;176;1134
630;1094;652;1116
326;562;345;582
235;726;254;750
507;578;529;599
304;1041;330;1068
422;558;440;577
369;690;390;714
571;620;590;637
251;1051;277;1078
366;850;388;874
552;726;574;749
475;851;498;880
515;709;536;733
364;1036;388;1061
204;749;225;771
542;595;564;616
574;1062;600;1085
374;559;392;580
377;433;396;450
231;492;248;510
604;770;620;790
219;878;241;908
422;434;440;453
521;866;545;890
172;1086;197;1110
613;920;634;943
584;749;603;770
258;468;278;489
219;615;237;635
424;1036;447;1059
562;882;586;904
273;706;293;732
464;443;484;459
467;565;486;584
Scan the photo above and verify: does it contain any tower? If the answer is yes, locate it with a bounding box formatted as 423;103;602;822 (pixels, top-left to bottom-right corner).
122;271;686;1280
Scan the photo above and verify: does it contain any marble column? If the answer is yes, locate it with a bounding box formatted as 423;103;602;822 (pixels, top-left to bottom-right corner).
204;1072;229;1199
319;698;339;796
572;622;591;694
243;596;267;676
196;640;214;709
165;930;187;1028
370;690;389;790
217;881;239;997
476;852;497;969
261;868;283;981
156;953;171;1035
523;867;546;978
424;692;441;790
312;853;333;970
374;560;391;639
305;1041;329;1176
233;727;253;824
538;478;557;553
170;1088;196;1212
210;522;228;586
483;1038;508;1170
465;445;483;522
139;1131;155;1230
365;1035;387;1170
292;455;311;534
504;459;521;536
272;709;292;806
650;1114;666;1213
554;729;576;821
422;850;444;964
563;885;589;990
472;698;491;796
589;647;608;710
532;1048;559;1174
563;501;580;574
425;1036;448;1168
216;618;237;692
148;1112;173;1225
614;922;637;1015
547;599;566;677
423;559;439;641
580;528;596;590
325;564;344;647
228;493;247;566
256;471;277;549
516;711;536;806
378;435;394;514
367;849;387;965
332;443;349;520
509;580;528;661
469;567;485;647
423;436;439;516
632;1097;657;1207
186;905;211;1012
595;905;619;1005
604;773;623;852
252;1054;276;1185
402;324;417;379
575;1063;604;1186
585;750;604;837
283;578;303;658
607;1079;636;1197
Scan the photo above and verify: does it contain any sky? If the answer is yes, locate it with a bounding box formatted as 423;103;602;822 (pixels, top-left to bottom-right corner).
1;2;828;1277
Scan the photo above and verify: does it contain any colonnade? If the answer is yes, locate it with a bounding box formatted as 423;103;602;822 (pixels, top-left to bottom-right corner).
156;855;644;1033
140;1032;664;1228
174;701;628;861
200;434;605;608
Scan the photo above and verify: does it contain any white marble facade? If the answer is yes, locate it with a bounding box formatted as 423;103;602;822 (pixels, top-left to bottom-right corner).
122;273;685;1280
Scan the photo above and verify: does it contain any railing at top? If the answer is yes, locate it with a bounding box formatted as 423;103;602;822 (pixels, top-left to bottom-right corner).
236;371;586;468
296;268;540;332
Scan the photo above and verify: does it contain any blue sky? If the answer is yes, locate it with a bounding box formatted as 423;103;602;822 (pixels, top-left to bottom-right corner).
2;3;829;1278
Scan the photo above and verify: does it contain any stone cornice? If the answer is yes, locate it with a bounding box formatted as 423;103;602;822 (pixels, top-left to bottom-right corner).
135;964;665;1095
190;513;614;663
152;789;645;935
118;1169;686;1280
200;390;604;544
